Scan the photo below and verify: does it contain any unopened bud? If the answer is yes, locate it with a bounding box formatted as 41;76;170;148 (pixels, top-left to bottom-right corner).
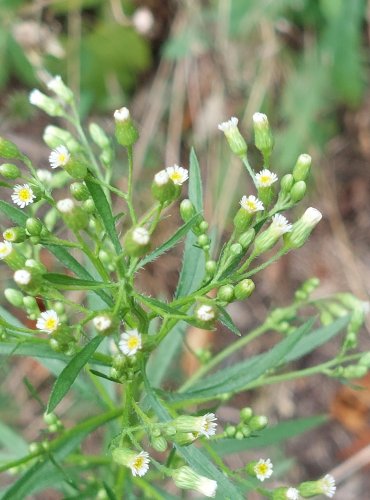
57;198;88;230
290;180;306;203
217;285;234;303
4;288;24;307
0;137;21;159
238;228;255;249
114;107;139;147
293;154;311;182
342;364;367;379
180;199;196;223
124;227;150;257
218;117;247;157
47;75;74;102
70;182;90;201
253;112;274;161
151;435;167;452
151;170;177;202
0;163;20;179
29;89;64;117
284;208;322;249
3;227;27;243
26;218;44;236
280;173;294;194
234;279;255;301
43;125;80;152
205;260;216;276
240;407;253;422
359;352;370;368
248;415;268;431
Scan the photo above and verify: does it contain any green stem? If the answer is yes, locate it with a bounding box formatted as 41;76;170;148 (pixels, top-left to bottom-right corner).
241;155;257;188
126;146;137;224
120;382;133;445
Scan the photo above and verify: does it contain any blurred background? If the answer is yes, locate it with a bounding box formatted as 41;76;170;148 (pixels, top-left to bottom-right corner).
1;0;370;498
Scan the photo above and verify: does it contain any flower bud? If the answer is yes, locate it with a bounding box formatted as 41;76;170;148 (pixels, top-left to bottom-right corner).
197;234;209;248
29;89;64;117
151;435;167;452
43;125;80;152
225;425;236;437
217;285;234;303
47;75;74;102
234;279;255;301
82;199;96;214
359;352;370;368
233;207;253;233
230;243;243;256
0;163;20;179
70;182;90;201
114;107;139;148
89;123;110;149
238;228;255;249
290;180;307;203
3;227;27;243
151;170;177;202
342;364;367;379
248;415;268;431
253;112;274;161
194;303;218;329
280;173;294;194
0;137;21;159
284;208;322;249
124;227;150;257
26;218;44;236
56;198;88;231
172;466;218;498
13;268;41;293
0;241;25;269
293;154;311;182
180;199;196;222
252;214;292;257
218;117;247;157
205;260;217;276
4;288;24;307
25;258;47;274
240;407;253;422
272;487;300;500
299;474;336;498
93;313;118;335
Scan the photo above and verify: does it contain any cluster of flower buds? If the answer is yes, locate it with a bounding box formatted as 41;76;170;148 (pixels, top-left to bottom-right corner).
43;411;63;433
224;407;267;440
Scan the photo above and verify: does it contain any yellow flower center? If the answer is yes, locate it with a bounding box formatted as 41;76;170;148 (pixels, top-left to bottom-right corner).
260;175;270;184
0;246;9;255
18;188;32;201
127;336;139;350
256;464;268;476
170;172;182;182
246;201;257;210
3;230;13;241
45;318;57;331
58;153;67;164
133;456;145;470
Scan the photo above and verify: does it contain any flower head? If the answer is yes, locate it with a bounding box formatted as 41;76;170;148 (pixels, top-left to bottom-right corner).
29;89;45;106
196;304;216;322
132;227;150;246
320;474;336;498
254;458;273;482
154;170;170;186
173;412;217;438
36;169;52;184
0;241;13;259
172;466;217;498
256;169;278;188
49;145;70;169
198;413;217;438
119;329;142;356
56;198;75;214
93;315;112;333
218;116;239;133
253;112;268;125
114;107;130;122
271;214;292;235
166;165;188;185
14;269;32;286
240;195;264;213
286;488;299;500
301;207;322;226
11;184;35;208
128;451;150;477
36;310;60;333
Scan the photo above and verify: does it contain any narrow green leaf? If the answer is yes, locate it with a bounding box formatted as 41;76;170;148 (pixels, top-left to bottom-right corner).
46;336;104;413
85;177;122;254
137;214;199;269
217;306;241;336
43;273;107;289
0;200;27;225
135;294;189;319
189;148;203;212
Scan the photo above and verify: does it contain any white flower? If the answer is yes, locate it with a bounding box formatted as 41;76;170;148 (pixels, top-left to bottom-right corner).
57;198;75;214
301;207;322;226
218;116;238;133
240;195;264;213
198;413;217;438
119;329;142;356
36;169;52;183
154;170;170;186
47;75;63;92
256;169;278;187
29;89;46;106
254;458;273;482
36;310;60;333
173;466;218;498
271;214;292;235
49;145;70;169
11;184;36;208
132;7;154;35
253;112;268;125
320;474;336;498
14;269;31;285
114;107;130;122
128;451;150;477
93;315;112;332
286;487;299;500
0;241;12;259
196;304;215;322
166;165;188;185
196;476;218;497
132;227;150;246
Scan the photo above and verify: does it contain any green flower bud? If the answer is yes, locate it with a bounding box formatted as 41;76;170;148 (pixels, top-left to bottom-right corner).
272;487;300;500
197;234;209;247
301;277;320;294
164;425;177;437
240;425;252;437
43;412;58;426
0;163;20;179
283;208;322;249
234;279;255;301
217;285;234;303
151;170;177;202
299;474;336;498
230;243;243;256
64;157;88;180
151;435;167;452
252;214;292;257
280;173;294;193
47;75;74;102
13;268;41;293
81;199;96;214
89;123;110;149
248;415;268;431
225;425;236;437
253;112;274;161
23;297;39;315
0;137;21;159
172;466;218;498
359;352;370;368
293;154;311;182
238;228;255;249
3;227;27;243
114;107;139;147
56;199;88;231
218;117;247;157
43;125;80;152
320;310;334;326
233;207;253;234
342;364;367;379
240;407;253;422
194;303;218;329
0;241;25;269
326;302;347;318
4;288;24;307
70;182;90;201
235;430;244;440
199;221;209;233
205;260;217;276
290;180;307;203
29;89;64;117
124;227;151;257
26;218;44;236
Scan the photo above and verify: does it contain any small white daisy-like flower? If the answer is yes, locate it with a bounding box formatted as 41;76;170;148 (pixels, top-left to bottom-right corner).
154;169;170;186
36;310;60;333
254;458;273;482
14;269;32;286
320;474;336;498
240;195;264;213
196;304;215;322
57;198;75;214
114;107;130;122
0;241;12;259
301;207;322;226
255;169;278;188
166;165;189;185
119;329;142;356
11;184;36;208
49;145;70;169
286;487;299;500
132;227;150;246
29;89;45;106
128;451;150;477
93;315;112;333
218;116;239;133
36;169;52;183
196;476;218;497
198;413;218;438
271;214;292;235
